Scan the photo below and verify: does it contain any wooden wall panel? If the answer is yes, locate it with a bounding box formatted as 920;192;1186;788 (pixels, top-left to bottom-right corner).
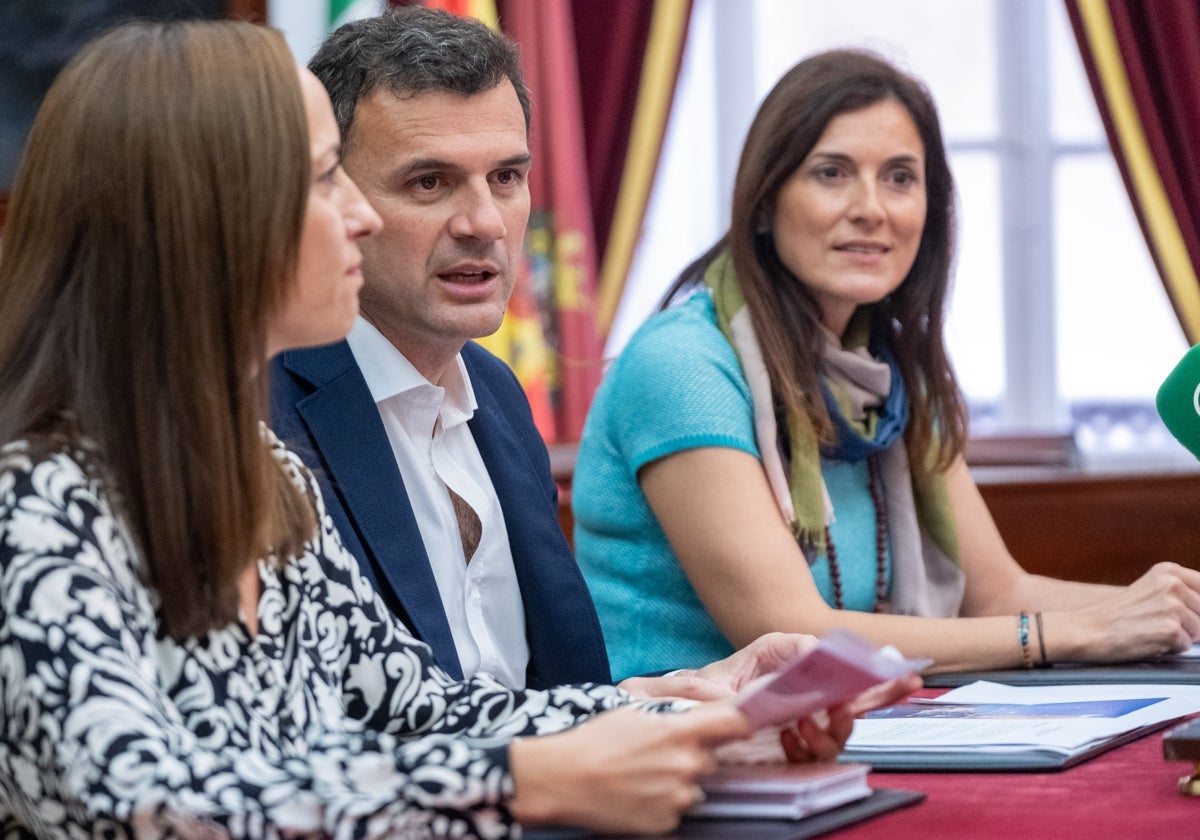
975;467;1200;584
551;443;1200;585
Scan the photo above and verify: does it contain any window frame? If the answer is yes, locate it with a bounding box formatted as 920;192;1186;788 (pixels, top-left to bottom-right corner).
620;0;1190;463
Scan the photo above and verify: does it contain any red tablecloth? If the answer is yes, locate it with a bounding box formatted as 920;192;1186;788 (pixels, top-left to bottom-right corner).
836;729;1200;838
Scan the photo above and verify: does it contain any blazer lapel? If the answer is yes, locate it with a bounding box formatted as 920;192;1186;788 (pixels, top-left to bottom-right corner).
280;343;463;679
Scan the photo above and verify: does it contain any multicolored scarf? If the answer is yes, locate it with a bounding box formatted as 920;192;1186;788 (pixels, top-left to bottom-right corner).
705;251;964;617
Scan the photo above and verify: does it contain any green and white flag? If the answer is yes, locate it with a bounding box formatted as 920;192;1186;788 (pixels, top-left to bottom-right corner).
329;0;383;30
270;0;385;63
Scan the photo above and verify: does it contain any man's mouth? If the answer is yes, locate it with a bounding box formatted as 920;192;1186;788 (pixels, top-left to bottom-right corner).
440;270;495;283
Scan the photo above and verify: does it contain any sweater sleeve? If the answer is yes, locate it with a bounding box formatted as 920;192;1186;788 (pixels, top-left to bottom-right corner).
596;294;760;474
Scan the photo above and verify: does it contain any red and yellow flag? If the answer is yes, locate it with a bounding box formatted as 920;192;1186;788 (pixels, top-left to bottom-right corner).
413;0;498;28
500;0;604;443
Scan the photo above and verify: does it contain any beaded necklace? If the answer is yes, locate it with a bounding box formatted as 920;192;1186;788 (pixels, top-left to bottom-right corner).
822;453;889;612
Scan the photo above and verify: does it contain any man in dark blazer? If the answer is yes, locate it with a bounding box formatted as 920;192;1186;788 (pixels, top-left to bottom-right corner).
272;337;607;688
272;8;897;708
270;8;608;690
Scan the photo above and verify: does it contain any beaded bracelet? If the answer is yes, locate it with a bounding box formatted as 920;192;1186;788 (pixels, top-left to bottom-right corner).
1018;611;1034;668
1035;611;1049;666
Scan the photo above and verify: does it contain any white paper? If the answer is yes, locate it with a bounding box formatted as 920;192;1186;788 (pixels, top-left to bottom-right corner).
845;680;1200;756
915;680;1200;703
1158;642;1200;660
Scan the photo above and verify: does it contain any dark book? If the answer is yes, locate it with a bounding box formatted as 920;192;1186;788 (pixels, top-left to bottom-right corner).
523;787;925;839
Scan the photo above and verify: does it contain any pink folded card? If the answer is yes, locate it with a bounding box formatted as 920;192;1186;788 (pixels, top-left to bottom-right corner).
735;629;930;730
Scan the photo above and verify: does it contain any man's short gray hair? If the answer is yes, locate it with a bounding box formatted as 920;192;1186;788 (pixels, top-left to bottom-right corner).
309;6;530;148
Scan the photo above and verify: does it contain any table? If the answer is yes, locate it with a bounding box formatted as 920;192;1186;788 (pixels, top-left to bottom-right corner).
835;729;1199;839
526;720;1200;839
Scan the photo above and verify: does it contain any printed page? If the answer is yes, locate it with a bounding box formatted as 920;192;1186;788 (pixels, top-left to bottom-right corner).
846;681;1200;755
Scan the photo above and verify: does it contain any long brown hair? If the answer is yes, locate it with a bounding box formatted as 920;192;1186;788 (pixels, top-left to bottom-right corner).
0;20;315;639
665;49;967;476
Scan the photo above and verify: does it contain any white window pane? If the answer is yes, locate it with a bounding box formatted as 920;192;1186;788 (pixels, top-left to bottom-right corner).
618;0;1189;461
1054;154;1186;401
946;153;1005;406
751;0;997;141
1048;0;1106;145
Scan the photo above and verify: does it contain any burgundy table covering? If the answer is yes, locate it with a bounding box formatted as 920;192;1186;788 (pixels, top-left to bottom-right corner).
836;728;1199;838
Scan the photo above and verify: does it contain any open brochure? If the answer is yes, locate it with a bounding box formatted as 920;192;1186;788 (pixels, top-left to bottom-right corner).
735;629;931;730
689;761;871;820
841;680;1200;770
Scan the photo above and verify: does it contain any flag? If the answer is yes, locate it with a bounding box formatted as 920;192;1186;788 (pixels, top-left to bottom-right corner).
500;0;605;443
331;0;384;29
411;0;498;29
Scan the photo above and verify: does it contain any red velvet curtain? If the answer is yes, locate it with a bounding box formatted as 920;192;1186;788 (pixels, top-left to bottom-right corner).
576;1;692;334
571;3;655;268
1065;0;1200;342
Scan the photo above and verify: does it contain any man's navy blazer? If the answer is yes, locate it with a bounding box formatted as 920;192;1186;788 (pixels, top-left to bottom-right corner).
269;339;612;689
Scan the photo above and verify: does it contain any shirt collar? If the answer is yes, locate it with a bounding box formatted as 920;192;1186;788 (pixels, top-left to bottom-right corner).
345;317;477;427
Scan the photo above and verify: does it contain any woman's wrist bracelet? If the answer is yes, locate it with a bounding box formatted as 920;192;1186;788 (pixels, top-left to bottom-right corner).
1018;611;1034;669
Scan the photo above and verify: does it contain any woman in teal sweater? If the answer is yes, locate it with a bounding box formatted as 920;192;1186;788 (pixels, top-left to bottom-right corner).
574;48;1200;681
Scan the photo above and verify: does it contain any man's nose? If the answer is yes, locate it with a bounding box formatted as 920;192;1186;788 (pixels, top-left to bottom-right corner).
448;183;507;240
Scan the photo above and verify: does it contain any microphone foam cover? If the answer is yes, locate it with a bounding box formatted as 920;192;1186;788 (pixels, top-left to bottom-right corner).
1156;344;1200;460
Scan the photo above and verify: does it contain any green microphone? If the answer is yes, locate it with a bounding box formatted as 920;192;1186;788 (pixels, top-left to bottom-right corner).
1156;344;1200;460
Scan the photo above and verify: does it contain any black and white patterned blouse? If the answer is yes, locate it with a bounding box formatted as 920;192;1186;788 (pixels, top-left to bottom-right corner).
0;434;633;838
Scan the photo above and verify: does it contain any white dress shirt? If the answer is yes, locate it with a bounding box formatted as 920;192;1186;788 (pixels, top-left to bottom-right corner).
346;317;530;688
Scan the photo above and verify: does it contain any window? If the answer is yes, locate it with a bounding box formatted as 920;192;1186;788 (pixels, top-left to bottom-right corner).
613;0;1191;465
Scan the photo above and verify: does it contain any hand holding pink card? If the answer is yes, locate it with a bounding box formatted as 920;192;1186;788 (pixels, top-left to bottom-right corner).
735;629;930;730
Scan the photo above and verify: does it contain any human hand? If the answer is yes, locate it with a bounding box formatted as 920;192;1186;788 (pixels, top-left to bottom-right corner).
694;631;821;692
617;672;732;703
619;632;822;704
509;702;750;834
1067;562;1200;662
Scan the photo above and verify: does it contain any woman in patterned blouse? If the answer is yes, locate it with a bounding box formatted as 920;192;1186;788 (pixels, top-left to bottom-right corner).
0;19;913;840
